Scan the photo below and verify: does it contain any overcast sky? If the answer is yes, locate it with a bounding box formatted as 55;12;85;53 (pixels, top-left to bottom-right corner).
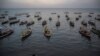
0;0;100;8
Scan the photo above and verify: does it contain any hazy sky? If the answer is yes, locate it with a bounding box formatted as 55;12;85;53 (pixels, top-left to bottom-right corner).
0;0;100;8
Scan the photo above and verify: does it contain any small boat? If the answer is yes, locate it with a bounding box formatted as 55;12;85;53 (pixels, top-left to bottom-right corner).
21;28;32;40
9;17;17;20
76;17;79;21
49;17;52;21
0;27;13;39
57;15;60;18
26;21;34;26
44;26;52;39
69;21;74;27
9;19;20;24
0;16;5;19
56;21;60;27
1;20;8;24
66;17;70;21
81;21;87;27
42;20;47;26
88;15;92;17
19;21;27;25
91;28;100;37
88;21;95;26
51;13;56;14
95;17;100;21
34;15;39;18
65;15;68;18
38;17;42;21
26;14;30;17
79;27;91;38
79;15;82;18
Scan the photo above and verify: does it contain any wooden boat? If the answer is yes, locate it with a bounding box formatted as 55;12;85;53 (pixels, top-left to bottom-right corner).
1;20;8;24
79;27;91;38
38;17;42;21
88;21;95;26
56;21;60;27
19;21;27;25
66;17;70;20
91;28;100;37
26;21;34;26
49;17;52;21
44;26;52;39
69;21;74;27
21;28;32;39
95;17;100;21
57;15;60;18
0;28;13;39
81;21;87;27
9;19;20;24
34;15;39;18
42;20;47;26
76;17;79;21
88;15;92;17
9;17;17;20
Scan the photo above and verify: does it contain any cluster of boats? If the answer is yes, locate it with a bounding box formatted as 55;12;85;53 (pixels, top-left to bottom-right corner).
0;11;100;40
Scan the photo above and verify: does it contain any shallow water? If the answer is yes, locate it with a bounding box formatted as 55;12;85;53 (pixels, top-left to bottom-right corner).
0;8;100;56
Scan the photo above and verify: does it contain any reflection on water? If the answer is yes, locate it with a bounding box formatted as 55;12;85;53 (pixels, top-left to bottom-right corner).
0;8;100;56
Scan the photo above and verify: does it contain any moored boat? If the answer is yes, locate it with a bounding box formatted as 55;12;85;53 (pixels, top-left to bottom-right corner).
21;28;32;40
0;27;13;39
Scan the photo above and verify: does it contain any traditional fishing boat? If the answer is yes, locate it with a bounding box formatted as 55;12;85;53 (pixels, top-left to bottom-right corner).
0;27;13;39
21;28;32;40
44;26;52;39
56;21;60;27
49;17;52;21
26;21;34;26
69;21;74;27
19;21;27;25
79;27;91;38
91;28;100;37
9;19;20;24
42;20;47;26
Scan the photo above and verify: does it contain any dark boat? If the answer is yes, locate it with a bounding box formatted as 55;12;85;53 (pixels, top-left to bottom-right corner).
38;17;42;21
88;15;92;17
9;19;20;24
9;17;17;20
76;17;79;21
56;21;60;27
21;28;32;40
69;21;74;27
49;17;52;21
66;17;70;21
34;15;39;18
88;21;95;26
1;20;9;24
19;21;27;25
95;17;100;21
0;27;13;39
57;15;60;18
81;21;87;27
26;21;34;26
91;28;100;37
42;20;47;26
79;27;91;38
